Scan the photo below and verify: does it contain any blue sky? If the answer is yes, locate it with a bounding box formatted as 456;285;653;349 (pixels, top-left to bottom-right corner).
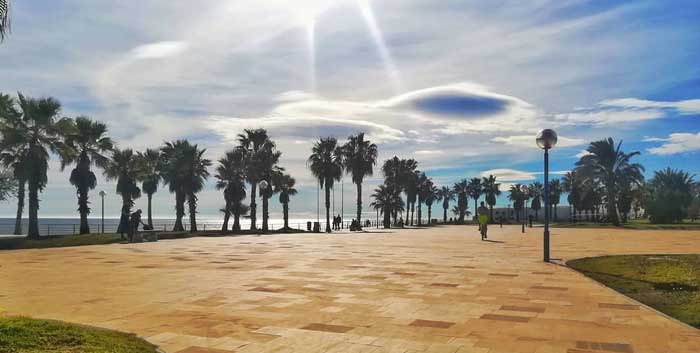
0;0;698;219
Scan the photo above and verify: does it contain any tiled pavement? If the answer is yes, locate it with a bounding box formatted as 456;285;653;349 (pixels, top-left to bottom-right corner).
1;225;699;352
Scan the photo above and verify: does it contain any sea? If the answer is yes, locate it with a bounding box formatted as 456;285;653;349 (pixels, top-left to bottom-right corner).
0;214;377;237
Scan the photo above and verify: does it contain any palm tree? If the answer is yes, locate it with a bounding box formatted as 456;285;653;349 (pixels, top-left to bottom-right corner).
104;148;143;235
370;184;404;228
254;141;282;232
308;137;343;233
548;179;562;221
137;149;161;228
415;172;429;225
562;171;579;222
508;184;525;222
482;175;500;222
467;178;483;223
453;179;469;223
436;186;454;223
341;133;378;229
161;140;211;232
575;138;644;225
645;168;695;223
1;94;73;239
528;182;543;221
0;93;25;235
215;149;247;232
237;128;271;231
424;182;438;225
61;117;112;234
0;0;9;41
273;172;297;230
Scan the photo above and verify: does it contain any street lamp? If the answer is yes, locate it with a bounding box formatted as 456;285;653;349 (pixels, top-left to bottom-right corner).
99;190;106;233
536;129;558;262
259;180;269;232
520;184;528;233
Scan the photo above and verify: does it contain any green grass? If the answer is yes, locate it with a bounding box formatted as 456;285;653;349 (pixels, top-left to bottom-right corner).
567;254;700;328
0;228;308;251
0;317;158;353
552;219;700;230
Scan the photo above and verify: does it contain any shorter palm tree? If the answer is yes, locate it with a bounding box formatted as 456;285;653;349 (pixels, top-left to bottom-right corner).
370;184;404;228
104;148;143;236
273;172;297;230
482;175;500;222
528;182;543;220
424;183;439;225
215;149;247;232
508;184;525;222
137;149;161;228
453;179;469;223
467;178;483;223
436;186;454;223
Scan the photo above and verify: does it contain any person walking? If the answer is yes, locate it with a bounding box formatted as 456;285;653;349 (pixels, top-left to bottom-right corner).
129;209;145;243
477;202;490;240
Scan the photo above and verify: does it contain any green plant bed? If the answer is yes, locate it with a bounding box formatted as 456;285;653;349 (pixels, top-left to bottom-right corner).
552;221;700;230
0;316;159;353
567;255;700;328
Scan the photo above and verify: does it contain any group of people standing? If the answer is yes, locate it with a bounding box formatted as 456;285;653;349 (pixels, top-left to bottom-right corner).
332;214;343;230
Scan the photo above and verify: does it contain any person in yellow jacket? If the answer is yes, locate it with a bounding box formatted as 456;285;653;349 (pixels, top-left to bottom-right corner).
477;202;490;240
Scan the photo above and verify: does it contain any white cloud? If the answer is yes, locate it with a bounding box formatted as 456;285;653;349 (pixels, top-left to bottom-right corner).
480;168;535;181
575;149;591;158
647;132;700;155
555;109;664;125
129;41;189;59
492;135;585;148
601;98;700;115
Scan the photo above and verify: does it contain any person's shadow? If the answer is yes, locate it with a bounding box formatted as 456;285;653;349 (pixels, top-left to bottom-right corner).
482;239;505;243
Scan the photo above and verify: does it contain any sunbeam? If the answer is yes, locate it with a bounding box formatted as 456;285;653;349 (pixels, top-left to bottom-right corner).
357;0;403;93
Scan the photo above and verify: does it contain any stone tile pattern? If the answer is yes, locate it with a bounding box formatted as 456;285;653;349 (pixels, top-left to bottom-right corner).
1;226;699;352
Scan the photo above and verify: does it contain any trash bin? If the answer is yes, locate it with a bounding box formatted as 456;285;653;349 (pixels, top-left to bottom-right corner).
313;222;321;233
306;221;312;231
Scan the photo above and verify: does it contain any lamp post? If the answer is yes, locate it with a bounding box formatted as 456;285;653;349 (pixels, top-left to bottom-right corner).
520;184;528;233
536;129;558;262
259;180;269;232
99;190;106;234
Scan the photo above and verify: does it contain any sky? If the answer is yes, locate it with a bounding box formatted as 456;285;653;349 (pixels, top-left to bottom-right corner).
0;0;698;220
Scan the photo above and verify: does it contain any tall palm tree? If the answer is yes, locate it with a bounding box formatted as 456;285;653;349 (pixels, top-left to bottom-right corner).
273;172;297;230
575;138;644;225
215;149;247;232
0;93;25;235
424;182;438;225
508;184;525;222
370;184;404;228
104;148;143;235
467;177;483;223
137;148;161;228
453;179;469;223
62;117;112;234
436;186;454;223
415;172;429;225
254;141;282;232
1;94;73;238
237;128;271;231
342;133;378;229
0;0;9;41
482;175;500;222
548;179;562;221
528;182;543;221
161;140;211;232
308;137;343;233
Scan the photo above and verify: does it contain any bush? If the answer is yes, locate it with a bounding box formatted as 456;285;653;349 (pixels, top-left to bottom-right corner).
646;190;691;224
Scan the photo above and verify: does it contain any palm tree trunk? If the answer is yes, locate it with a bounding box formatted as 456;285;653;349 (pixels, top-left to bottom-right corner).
78;186;90;234
27;180;40;239
417;199;422;226
13;178;25;235
232;203;241;231
221;200;231;232
443;205;447;223
249;183;257;230
117;195;130;235
173;190;185;232
283;201;289;229
147;193;154;228
356;182;362;230
262;195;269;232
474;199;478;223
489;205;493;224
325;184;331;233
410;201;415;225
188;193;197;232
383;207;391;228
428;206;432;225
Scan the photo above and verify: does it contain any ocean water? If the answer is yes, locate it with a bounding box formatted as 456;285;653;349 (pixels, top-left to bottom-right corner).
0;215;378;237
